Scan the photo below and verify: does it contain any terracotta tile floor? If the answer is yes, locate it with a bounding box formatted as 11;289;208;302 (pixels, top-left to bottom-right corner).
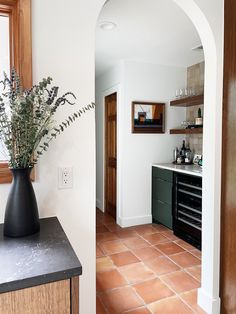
96;209;205;314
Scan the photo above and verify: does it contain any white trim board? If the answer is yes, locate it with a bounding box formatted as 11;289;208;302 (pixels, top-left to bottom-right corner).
119;215;152;228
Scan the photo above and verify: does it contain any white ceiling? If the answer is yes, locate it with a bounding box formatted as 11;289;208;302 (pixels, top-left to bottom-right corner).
95;0;204;76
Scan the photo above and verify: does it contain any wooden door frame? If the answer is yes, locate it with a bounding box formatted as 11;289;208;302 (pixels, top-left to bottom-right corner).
104;92;117;218
102;85;121;224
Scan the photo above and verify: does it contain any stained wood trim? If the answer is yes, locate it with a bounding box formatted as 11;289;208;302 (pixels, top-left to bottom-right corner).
170;128;203;135
170;94;204;107
70;276;79;314
0;0;32;183
220;0;236;312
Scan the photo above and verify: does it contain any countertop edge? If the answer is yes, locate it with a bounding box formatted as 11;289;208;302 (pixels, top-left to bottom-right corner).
0;217;82;294
0;266;82;294
152;164;202;177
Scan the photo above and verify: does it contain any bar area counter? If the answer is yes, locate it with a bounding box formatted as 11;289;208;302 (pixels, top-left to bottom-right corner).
153;163;202;177
0;217;82;314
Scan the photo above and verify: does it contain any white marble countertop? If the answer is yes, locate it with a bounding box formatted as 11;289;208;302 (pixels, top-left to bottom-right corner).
153;163;202;177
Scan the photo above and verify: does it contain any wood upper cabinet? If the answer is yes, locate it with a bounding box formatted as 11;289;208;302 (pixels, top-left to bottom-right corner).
0;277;79;314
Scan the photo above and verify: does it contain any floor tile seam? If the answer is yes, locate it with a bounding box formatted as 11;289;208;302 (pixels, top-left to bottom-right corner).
97;293;111;314
158;269;196;295
117;260;157;285
181;268;201;283
146;294;189;313
164;252;201;270
132;278;181;306
137;232;171;246
177;289;204;314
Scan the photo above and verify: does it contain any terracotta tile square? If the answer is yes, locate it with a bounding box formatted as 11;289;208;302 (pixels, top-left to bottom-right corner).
124;307;151;313
96;225;109;233
120;262;155;284
134;278;174;303
161;270;200;293
146;256;180;275
156;242;186;255
180;290;206;314
142;233;169;245
106;224;123;232
134;224;157;235
174;239;196;251
96;245;105;258
96;256;115;272
110;251;140;267
100;240;128;255
115;229;138;239
190;249;202;259
96;269;127;292
169;252;201;268
132;246;163;261
148;295;194;314
185;266;201;282
152;224;170;232
96;296;107;314
161;230;180;241
123;236;150;249
102;215;116;225
100;286;144;313
96;232;119;243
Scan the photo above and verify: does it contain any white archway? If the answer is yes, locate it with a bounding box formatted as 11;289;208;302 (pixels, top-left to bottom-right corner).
95;1;223;312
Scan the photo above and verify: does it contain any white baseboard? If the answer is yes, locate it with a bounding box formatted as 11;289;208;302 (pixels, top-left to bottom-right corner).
198;287;221;314
118;215;152;228
96;199;103;211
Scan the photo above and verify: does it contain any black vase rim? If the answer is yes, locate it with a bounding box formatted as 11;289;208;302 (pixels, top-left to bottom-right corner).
9;166;34;171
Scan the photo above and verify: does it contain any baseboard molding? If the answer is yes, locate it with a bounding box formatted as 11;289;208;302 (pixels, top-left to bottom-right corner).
96;199;103;212
118;215;152;228
198;287;221;314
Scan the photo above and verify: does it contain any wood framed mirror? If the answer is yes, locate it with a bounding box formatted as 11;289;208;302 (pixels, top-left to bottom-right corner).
132;101;165;133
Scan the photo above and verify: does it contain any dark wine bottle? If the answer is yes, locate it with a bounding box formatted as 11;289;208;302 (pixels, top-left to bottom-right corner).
180;140;186;157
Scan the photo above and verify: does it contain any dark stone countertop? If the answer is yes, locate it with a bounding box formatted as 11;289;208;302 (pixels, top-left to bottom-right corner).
0;217;82;293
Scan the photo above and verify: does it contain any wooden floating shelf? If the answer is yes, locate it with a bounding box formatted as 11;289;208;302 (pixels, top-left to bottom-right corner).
170;94;204;107
170;128;203;134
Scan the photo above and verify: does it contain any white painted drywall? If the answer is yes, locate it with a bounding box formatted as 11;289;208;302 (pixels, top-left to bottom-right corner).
0;1;98;313
95;61;187;222
0;0;224;313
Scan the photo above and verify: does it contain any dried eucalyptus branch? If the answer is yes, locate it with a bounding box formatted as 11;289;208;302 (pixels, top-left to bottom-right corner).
0;69;95;169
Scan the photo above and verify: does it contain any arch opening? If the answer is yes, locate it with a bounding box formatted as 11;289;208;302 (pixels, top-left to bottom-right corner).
95;1;222;313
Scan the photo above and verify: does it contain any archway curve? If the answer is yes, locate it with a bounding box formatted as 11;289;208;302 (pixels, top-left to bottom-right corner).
95;1;222;313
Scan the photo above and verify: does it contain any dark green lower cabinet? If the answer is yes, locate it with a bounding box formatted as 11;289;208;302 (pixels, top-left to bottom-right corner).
152;199;172;229
152;167;173;230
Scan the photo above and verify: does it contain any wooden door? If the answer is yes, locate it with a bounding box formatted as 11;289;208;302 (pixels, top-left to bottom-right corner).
220;0;236;313
105;93;117;219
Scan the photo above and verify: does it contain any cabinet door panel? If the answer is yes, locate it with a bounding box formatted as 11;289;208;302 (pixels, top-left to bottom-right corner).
153;178;172;204
152;167;173;182
152;199;172;229
0;279;70;314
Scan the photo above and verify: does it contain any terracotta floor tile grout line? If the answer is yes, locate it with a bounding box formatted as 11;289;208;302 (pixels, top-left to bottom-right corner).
96;210;203;313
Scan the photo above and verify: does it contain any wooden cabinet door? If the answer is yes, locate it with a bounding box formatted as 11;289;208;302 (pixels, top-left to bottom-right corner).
105;93;117;219
0;280;70;314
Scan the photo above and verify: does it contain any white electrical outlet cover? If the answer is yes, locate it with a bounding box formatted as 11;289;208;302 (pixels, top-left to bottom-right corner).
58;167;73;189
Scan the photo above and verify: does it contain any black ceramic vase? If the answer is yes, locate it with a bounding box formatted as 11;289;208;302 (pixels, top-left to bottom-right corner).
4;167;40;237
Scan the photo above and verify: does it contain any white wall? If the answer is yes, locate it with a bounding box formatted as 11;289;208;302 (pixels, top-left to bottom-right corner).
0;1;98;313
121;61;186;226
96;60;187;225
